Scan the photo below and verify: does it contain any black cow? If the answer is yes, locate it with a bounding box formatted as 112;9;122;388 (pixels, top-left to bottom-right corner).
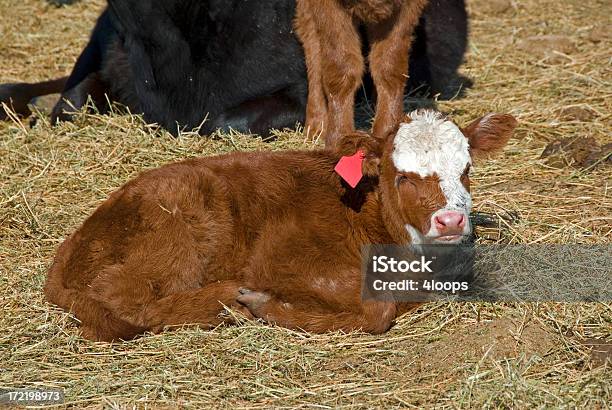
0;0;468;136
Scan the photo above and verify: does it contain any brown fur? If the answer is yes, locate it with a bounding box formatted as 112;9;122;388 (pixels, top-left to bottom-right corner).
295;0;429;146
44;113;516;341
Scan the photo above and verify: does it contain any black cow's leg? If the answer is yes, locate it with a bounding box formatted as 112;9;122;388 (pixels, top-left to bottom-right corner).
62;11;114;93
50;10;115;123
210;87;306;137
249;94;306;136
48;0;81;5
0;77;67;120
407;0;469;98
1;9;115;124
51;73;109;123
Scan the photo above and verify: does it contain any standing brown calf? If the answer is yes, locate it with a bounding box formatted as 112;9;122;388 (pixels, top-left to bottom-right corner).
44;110;517;341
295;0;429;146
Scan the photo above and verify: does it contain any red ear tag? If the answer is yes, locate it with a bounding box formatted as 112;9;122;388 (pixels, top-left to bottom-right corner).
334;150;365;188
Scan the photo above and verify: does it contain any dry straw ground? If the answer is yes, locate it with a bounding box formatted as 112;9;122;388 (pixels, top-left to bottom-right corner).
0;0;610;408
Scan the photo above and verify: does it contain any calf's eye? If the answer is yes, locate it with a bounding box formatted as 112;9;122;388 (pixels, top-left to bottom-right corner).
396;175;417;189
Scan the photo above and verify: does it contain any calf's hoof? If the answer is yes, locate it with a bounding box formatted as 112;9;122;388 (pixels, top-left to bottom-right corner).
216;304;256;324
237;288;270;309
236;288;274;320
304;117;326;141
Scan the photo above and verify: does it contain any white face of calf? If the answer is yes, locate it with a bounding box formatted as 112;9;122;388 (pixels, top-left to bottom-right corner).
374;109;517;245
392;111;473;244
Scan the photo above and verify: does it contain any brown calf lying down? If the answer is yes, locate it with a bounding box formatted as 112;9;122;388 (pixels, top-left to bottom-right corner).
295;0;430;146
45;110;517;341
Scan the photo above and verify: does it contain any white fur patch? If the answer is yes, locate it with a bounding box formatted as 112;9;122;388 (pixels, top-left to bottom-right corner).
392;110;472;212
405;224;424;245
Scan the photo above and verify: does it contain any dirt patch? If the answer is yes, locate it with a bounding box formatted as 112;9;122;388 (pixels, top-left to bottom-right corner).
557;105;597;122
479;0;513;15
517;35;576;60
420;318;556;370
588;25;609;43
540;136;611;170
583;338;612;367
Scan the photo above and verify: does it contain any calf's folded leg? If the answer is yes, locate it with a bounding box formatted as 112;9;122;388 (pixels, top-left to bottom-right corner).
45;285;146;342
237;289;397;334
143;280;254;333
47;270;250;341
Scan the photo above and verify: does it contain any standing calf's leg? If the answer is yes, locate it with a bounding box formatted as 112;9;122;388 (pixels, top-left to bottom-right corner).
296;0;364;148
368;0;428;139
295;0;328;140
237;289;397;334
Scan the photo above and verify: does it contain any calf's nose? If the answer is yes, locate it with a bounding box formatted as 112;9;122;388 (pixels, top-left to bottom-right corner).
434;211;466;233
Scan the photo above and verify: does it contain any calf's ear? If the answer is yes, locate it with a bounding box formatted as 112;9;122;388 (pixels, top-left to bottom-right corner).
335;131;384;176
463;113;518;159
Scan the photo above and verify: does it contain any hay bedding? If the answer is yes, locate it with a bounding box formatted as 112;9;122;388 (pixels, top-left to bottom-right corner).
0;0;610;407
